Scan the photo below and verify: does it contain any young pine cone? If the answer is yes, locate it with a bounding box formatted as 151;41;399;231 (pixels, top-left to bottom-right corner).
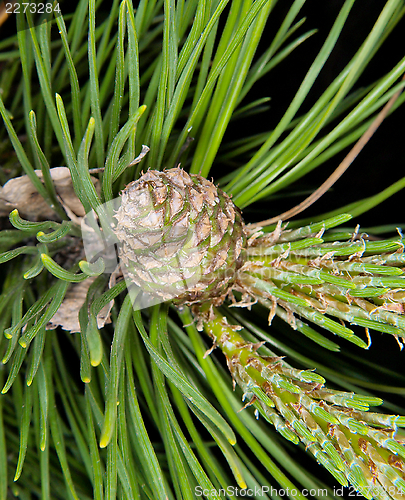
113;168;246;306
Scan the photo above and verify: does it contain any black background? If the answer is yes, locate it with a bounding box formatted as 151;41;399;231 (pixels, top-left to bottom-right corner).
237;1;405;228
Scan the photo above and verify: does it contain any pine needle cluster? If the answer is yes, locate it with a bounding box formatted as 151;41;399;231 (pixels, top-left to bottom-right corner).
0;1;405;499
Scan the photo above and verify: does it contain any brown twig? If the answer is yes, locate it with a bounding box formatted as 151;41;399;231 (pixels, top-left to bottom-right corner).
248;74;405;230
